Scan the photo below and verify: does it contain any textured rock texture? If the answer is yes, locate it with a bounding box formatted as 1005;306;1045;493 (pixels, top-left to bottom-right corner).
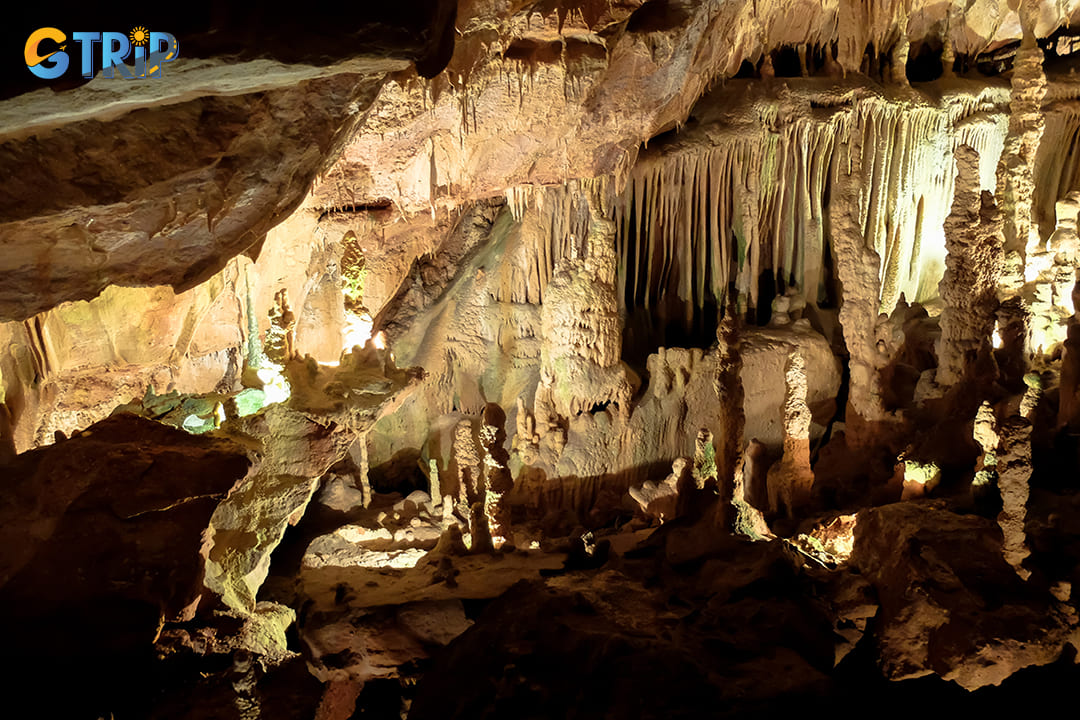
853;502;1077;690
0;3;458;321
5;1;1080;717
204;344;421;614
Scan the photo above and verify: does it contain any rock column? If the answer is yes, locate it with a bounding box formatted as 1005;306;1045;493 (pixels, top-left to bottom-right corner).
936;145;1003;389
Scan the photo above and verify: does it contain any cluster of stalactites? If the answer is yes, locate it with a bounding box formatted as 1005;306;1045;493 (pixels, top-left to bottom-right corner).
611;95;1010;321
499;178;614;306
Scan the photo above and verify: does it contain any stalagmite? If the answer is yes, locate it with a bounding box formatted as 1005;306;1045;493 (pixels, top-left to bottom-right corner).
350;438;372;510
715;311;745;525
454;420;481;511
479;414;513;549
997;416;1032;580
428;458;442;509
972;401;999;501
766;351;814;517
936;144;1003;389
469;502;494;554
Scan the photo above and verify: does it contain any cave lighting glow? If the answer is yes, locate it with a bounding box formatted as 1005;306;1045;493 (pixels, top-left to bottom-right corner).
257;364;292;405
343;311;374;351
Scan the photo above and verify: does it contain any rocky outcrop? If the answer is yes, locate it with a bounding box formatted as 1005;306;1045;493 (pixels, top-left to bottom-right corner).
0;3;458;321
0;413;250;714
853;502;1077;690
203;344;421;614
0;411;248;615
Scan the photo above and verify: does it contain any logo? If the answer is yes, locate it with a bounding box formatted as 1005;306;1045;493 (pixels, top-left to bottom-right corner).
25;27;179;80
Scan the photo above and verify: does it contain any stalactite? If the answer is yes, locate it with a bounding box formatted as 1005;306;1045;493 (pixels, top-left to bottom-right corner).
613;142;759;317
499;181;596;306
610;86;1015;338
1034;109;1080;242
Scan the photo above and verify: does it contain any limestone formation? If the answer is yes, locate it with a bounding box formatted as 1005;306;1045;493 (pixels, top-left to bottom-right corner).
7;1;1080;715
454;419;482;511
629;458;689;525
766;351;815;517
479;412;514;549
997;416;1033;579
935;145;1003;389
204;342;420;614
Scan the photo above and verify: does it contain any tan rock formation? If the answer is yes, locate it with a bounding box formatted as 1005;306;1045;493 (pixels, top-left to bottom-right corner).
997;416;1033;579
629;457;688;524
8;2;1080;713
204;342;420;614
766;350;815;517
936;144;1003;388
854;502;1074;690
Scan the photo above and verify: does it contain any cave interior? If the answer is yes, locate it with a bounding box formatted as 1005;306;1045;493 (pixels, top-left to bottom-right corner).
4;1;1080;717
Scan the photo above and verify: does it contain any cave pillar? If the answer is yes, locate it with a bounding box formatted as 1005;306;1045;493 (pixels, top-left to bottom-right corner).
997;1;1048;278
480;405;513;549
766;350;815;517
935;145;1003;391
829;128;891;447
997;416;1033;579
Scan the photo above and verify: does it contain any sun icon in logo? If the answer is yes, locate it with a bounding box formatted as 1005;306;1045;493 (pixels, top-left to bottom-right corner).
129;26;150;47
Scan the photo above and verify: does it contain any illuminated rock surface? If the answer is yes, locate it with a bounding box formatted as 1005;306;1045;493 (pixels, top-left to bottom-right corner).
4;1;1080;717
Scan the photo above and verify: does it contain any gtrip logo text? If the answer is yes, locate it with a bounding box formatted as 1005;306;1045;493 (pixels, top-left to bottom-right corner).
25;27;180;80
